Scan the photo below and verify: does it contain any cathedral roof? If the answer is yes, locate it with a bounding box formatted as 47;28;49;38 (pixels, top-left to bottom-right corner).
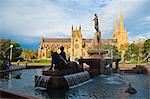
42;38;116;43
83;38;93;43
42;38;93;43
101;39;117;43
42;38;71;42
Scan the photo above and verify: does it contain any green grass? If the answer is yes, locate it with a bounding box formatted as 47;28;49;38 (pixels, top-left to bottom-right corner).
29;59;50;63
12;61;51;66
125;60;149;64
12;59;51;66
0;60;4;65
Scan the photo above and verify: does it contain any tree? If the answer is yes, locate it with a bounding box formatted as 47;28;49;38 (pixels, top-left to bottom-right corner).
22;49;38;59
0;39;11;60
0;39;22;61
125;43;138;61
32;50;38;59
11;42;22;61
112;46;121;59
125;40;146;63
144;39;150;53
23;49;32;59
102;44;121;59
0;39;22;69
128;43;140;61
125;44;133;61
132;42;144;61
102;44;113;49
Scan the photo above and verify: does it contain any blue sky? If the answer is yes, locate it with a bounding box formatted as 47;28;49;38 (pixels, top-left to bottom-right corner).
0;0;150;50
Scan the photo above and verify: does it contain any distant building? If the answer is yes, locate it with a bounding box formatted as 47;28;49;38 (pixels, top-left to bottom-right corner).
38;26;92;60
38;26;115;60
113;13;129;58
38;13;128;60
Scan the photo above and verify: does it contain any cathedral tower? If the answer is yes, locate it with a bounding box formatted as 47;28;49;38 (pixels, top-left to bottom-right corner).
119;13;128;51
70;25;83;60
113;13;128;53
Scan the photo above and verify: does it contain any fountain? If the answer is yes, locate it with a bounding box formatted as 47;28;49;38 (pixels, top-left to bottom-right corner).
64;71;90;87
35;14;116;89
35;75;51;89
35;58;91;89
79;13;114;76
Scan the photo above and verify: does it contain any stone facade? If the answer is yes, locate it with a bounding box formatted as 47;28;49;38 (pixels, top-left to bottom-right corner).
113;13;128;56
38;13;129;60
38;26;93;60
38;38;71;59
38;26;116;60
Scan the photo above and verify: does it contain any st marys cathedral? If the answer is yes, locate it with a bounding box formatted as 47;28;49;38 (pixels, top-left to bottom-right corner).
38;13;128;60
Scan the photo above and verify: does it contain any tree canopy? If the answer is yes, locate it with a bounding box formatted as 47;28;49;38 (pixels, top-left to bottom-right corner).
22;49;38;59
144;39;150;52
102;44;121;58
0;39;22;61
125;39;150;63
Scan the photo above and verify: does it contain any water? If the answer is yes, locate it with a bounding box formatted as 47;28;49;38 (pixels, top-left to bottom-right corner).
0;69;150;99
35;75;51;89
64;71;91;87
0;69;43;97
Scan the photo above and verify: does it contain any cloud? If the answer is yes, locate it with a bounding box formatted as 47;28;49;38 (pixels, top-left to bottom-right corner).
98;0;148;36
0;0;70;37
0;0;149;49
144;16;150;22
135;32;150;39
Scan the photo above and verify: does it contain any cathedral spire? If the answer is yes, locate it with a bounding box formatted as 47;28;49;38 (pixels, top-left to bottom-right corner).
120;13;126;33
79;25;81;30
113;18;119;38
72;25;73;30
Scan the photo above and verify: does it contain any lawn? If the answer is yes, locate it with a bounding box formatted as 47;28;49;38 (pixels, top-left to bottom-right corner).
12;61;51;66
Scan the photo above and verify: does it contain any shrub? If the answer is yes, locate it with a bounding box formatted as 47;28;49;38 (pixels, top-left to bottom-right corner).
13;57;24;62
0;60;4;65
0;60;6;70
39;59;50;63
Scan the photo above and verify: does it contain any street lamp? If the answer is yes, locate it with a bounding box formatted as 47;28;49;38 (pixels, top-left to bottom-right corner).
10;44;13;66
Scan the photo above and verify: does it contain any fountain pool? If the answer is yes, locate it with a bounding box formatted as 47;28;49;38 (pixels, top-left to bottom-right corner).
0;68;149;99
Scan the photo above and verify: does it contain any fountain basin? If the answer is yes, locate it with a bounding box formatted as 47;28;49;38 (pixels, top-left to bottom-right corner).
78;58;113;75
35;58;114;89
35;75;68;89
35;71;91;89
42;68;84;76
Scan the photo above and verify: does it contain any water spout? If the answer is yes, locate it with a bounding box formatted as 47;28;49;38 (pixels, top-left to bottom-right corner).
35;75;51;89
64;71;91;88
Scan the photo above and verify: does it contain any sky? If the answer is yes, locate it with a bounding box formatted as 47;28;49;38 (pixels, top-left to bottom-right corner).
0;0;150;50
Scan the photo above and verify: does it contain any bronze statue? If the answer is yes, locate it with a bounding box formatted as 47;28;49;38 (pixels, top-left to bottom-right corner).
92;13;99;32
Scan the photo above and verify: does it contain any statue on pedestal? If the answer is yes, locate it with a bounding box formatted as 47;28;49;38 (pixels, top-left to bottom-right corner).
92;13;101;50
92;13;99;32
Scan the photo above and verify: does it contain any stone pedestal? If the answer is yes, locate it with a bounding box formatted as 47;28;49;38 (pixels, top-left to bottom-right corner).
48;76;68;89
78;58;113;75
93;31;101;50
88;31;102;58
